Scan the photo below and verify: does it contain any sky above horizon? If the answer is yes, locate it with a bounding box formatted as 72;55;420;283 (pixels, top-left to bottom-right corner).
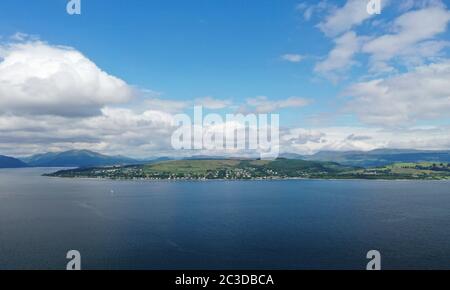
0;0;450;158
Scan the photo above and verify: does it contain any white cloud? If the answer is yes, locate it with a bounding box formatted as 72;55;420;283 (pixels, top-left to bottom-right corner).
0;105;448;157
0;40;133;117
345;60;450;126
281;126;450;155
398;0;446;12
362;5;450;71
245;96;310;113
402;40;450;62
0;33;447;158
313;3;450;77
317;0;380;37
0;107;177;157
296;1;333;21
281;54;304;63
314;31;361;80
143;96;232;112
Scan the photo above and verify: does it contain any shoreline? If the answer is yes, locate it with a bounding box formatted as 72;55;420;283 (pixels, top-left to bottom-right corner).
43;175;450;182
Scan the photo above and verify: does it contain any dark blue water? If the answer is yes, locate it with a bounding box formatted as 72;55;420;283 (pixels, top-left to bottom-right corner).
0;168;449;270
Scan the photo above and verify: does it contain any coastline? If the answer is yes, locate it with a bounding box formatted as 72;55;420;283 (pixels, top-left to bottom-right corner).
43;174;450;182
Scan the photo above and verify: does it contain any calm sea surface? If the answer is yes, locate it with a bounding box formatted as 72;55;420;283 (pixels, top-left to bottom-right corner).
0;168;449;270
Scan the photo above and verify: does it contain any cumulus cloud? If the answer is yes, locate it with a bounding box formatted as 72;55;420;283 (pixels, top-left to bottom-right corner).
0;40;134;117
143;96;232;113
314;31;361;80
362;5;450;72
281;126;450;155
0;36;181;157
345;61;450;126
282;127;376;154
1;107;449;157
296;1;332;21
311;2;450;77
0;107;177;157
398;0;446;12
0;33;447;158
317;0;384;37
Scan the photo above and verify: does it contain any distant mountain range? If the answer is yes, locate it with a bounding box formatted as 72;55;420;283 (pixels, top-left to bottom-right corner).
0;155;28;168
1;148;450;169
301;149;450;167
21;150;140;168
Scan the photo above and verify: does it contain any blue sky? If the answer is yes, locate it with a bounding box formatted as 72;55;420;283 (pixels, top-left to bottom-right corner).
0;0;449;157
0;0;339;125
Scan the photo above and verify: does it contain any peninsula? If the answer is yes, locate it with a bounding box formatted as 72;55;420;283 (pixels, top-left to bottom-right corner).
45;159;450;180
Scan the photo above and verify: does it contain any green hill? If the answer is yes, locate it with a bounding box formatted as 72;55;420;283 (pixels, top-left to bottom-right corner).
46;159;450;180
46;158;356;180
